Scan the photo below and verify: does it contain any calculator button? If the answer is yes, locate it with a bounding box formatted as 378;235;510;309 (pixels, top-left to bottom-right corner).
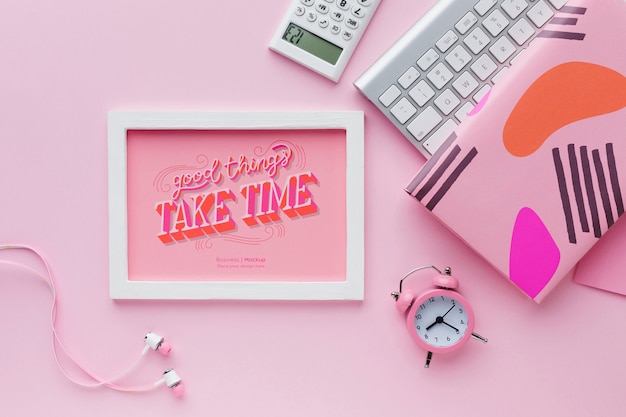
306;11;317;22
434;89;461;116
502;0;528;19
398;66;420;89
316;3;330;14
489;37;515;63
508;18;534;45
427;63;454;89
336;0;350;10
409;80;436;106
407;106;443;142
482;10;509;36
436;30;459;53
417;48;440;71
464;27;490;54
357;0;374;5
390;98;417;124
527;1;554;27
352;5;367;18
474;0;497;16
331;11;345;21
319;18;329;28
301;0;315;6
295;6;306;16
452;71;479;98
470;54;497;81
346;17;359;30
445;45;471;72
342;30;354;41
455;12;478;35
423;119;458;155
379;85;401;107
330;23;341;34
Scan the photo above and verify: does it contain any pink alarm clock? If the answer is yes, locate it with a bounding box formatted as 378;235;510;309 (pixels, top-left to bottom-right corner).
391;266;487;367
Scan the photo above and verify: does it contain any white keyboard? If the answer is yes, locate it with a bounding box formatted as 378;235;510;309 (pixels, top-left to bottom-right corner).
354;0;569;158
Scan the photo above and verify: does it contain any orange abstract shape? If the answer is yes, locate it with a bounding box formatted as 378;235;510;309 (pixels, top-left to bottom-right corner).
503;62;626;157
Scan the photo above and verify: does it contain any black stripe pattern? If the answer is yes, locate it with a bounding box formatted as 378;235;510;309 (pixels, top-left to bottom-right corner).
552;143;624;244
538;5;587;41
406;142;478;211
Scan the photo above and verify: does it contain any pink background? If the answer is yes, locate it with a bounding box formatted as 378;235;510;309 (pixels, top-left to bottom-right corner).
1;1;625;415
126;129;347;282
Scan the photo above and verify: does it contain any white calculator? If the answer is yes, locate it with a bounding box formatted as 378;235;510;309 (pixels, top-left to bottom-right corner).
269;0;382;82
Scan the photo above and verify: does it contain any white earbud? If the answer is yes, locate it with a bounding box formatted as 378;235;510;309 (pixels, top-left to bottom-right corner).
144;332;172;355
161;369;185;397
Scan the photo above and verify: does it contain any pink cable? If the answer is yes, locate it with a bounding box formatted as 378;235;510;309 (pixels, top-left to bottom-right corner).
0;244;163;393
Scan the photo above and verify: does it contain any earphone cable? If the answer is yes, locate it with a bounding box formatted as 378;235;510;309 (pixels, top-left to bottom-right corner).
0;244;160;392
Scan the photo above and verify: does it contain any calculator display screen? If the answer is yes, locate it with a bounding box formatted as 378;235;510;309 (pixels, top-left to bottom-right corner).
282;22;343;65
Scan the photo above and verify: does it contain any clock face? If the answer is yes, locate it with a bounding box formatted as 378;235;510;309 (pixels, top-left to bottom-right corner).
406;289;475;353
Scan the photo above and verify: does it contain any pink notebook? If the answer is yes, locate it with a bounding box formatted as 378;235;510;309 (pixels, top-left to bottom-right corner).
405;0;626;302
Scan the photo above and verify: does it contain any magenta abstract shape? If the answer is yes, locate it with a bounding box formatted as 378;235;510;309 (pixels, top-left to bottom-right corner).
509;207;560;299
468;90;491;117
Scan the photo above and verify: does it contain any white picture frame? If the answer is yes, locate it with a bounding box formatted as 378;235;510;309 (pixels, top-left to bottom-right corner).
107;111;364;300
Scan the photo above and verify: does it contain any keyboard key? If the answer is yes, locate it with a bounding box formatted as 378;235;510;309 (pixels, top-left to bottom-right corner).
390;97;417;124
548;0;568;8
482;9;509;36
464;27;490;54
474;0;497;16
427;62;454;89
379;85;401;107
455;12;478;35
502;0;528;19
434;89;461;115
445;45;472;72
436;30;459;53
489;37;516;63
473;84;491;103
407;106;442;142
423;120;458;155
527;1;554;27
470;54;497;81
417;48;440;71
508;18;535;45
455;102;475;122
452;71;479;98
409;80;436;106
492;67;509;84
398;66;420;89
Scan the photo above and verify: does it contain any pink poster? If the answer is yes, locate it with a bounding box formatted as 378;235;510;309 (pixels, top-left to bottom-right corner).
126;129;346;282
108;111;364;300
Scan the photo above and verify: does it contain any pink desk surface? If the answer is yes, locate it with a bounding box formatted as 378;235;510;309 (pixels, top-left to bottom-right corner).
1;1;624;415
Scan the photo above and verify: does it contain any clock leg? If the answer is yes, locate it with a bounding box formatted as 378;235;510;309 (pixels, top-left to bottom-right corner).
425;351;433;368
471;332;488;343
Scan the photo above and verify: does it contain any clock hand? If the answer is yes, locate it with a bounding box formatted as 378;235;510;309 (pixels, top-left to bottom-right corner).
426;316;444;330
441;305;455;318
442;321;460;333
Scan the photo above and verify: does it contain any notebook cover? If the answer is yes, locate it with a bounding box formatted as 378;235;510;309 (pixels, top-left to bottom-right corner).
405;0;626;302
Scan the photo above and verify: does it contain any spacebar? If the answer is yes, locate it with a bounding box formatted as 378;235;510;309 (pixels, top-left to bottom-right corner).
423;120;458;155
